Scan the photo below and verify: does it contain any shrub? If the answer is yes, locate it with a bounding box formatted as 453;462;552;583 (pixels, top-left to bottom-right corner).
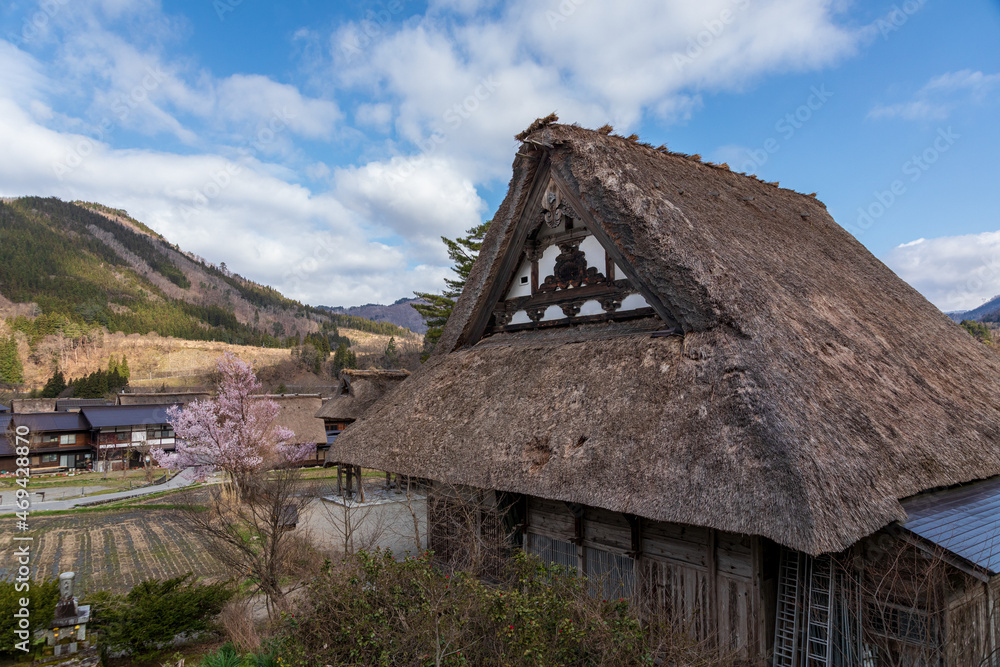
198;643;285;667
0;579;60;656
87;574;233;657
960;319;993;343
282;549;651;666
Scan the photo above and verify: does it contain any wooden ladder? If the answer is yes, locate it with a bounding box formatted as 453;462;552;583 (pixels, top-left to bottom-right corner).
772;549;803;667
804;555;834;667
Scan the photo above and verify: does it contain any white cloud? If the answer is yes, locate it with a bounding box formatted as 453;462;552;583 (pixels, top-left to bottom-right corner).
326;0;860;183
884;231;1000;311
333;155;487;262
869;70;1000;121
0;0;873;308
215;75;342;140
0;94;448;306
355;102;393;132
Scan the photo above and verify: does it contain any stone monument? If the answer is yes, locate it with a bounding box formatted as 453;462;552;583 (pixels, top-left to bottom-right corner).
42;572;91;657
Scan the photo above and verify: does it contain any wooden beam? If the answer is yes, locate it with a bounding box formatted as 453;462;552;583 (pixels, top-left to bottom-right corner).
465;156;551;344
549;171;681;329
707;529;718;642
892;526;991;582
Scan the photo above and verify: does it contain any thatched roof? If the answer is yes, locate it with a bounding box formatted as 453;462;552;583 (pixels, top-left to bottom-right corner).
315;369;410;422
265;394;327;445
117;392;211;406
330;121;1000;556
11;398;57;413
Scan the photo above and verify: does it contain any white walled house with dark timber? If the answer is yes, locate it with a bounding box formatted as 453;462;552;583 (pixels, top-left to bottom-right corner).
330;119;1000;666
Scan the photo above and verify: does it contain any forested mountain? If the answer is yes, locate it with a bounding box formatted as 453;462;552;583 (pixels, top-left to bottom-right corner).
319;297;428;334
949;294;1000;323
0;197;408;348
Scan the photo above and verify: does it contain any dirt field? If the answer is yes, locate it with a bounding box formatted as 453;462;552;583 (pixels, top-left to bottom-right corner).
0;504;227;594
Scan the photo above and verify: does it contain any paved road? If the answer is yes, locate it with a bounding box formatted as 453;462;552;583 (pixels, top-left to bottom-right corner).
0;468;199;514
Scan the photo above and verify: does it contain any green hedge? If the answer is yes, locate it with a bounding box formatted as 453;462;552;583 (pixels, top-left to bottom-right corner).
86;574;233;658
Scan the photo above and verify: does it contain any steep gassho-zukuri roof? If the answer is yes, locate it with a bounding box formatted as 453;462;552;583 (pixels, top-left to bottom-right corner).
315;370;411;423
331;120;1000;556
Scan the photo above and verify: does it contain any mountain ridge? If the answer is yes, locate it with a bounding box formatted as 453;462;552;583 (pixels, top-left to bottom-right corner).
319;297;428;334
0;196;413;346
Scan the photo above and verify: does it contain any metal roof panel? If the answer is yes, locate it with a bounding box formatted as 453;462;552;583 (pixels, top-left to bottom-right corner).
902;476;1000;576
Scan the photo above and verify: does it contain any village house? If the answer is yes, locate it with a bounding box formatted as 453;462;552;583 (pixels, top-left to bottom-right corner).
9;411;93;471
83;404;177;471
317;369;410;497
330;120;1000;665
266;394;328;467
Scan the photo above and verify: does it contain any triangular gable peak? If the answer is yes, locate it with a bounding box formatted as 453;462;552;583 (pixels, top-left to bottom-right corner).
468;165;679;343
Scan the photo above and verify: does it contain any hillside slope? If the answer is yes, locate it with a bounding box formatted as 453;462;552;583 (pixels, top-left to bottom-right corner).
0;197;416;343
0;197;421;390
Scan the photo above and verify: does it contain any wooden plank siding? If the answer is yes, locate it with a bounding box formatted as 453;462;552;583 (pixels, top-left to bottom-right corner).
523;495;768;662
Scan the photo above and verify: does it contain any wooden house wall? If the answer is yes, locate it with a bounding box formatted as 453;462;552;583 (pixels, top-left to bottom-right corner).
523;496;769;662
943;574;1000;667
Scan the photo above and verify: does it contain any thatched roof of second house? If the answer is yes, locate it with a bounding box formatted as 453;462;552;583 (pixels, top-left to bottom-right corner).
331;121;1000;557
117;392;211;406
315;370;410;422
266;394;327;445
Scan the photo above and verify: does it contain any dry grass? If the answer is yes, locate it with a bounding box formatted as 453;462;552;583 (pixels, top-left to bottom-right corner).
219;599;261;653
8;325;421;391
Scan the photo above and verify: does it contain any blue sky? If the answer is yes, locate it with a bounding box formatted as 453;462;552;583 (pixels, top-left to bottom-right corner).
0;0;998;310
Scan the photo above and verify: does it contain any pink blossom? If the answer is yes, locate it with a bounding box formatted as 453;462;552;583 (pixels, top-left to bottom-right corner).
152;353;315;481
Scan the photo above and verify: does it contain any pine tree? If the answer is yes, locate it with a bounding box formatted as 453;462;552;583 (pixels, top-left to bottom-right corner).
332;342;357;372
0;335;24;385
41;370;67;398
384;336;398;369
119;354;130;380
413;221;490;361
107;354;119;375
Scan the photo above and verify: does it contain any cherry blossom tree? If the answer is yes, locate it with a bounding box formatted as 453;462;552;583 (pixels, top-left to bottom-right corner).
152;352;314;489
153;352;317;615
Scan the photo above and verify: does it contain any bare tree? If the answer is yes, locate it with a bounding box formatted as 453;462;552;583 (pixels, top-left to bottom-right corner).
177;467;315;618
829;535;998;667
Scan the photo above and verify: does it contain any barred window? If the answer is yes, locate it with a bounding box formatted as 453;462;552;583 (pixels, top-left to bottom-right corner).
585;546;635;600
525;533;578;571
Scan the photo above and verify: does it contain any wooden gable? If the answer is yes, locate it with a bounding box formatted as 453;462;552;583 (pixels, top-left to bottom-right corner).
469;164;679;342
